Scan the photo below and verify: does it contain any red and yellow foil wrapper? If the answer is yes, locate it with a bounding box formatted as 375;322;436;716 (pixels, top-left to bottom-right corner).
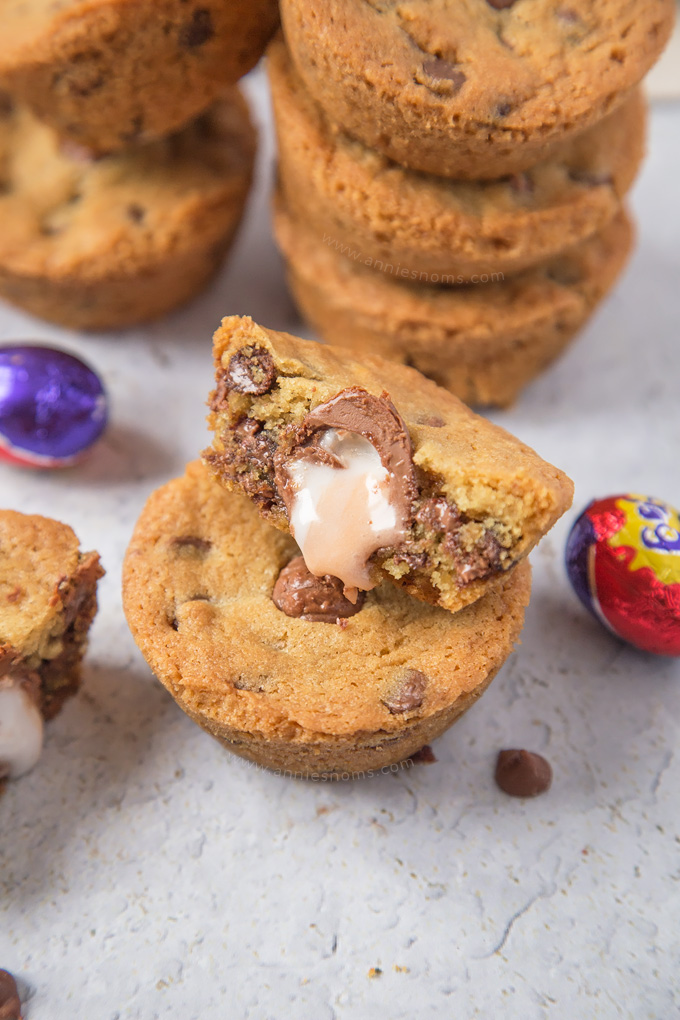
566;494;680;656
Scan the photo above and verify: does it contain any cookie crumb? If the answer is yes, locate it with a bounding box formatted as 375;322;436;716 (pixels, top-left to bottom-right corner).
368;967;382;979
410;745;437;765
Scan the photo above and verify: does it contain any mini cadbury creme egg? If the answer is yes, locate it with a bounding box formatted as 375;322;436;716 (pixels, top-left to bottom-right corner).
0;345;107;468
566;494;680;656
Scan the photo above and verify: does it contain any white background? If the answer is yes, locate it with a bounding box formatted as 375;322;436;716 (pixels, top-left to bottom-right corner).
1;69;679;1019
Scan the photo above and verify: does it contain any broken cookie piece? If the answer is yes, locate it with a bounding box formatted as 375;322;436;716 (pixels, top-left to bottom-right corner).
0;511;103;781
203;316;573;614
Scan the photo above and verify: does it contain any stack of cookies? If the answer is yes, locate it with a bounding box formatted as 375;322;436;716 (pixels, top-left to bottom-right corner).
270;0;675;407
123;316;573;777
0;0;280;329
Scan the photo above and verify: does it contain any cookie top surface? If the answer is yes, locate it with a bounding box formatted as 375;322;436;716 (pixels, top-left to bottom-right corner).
0;89;255;279
123;461;531;737
0;510;82;657
274;200;633;347
269;36;645;275
281;0;673;134
0;0;277;66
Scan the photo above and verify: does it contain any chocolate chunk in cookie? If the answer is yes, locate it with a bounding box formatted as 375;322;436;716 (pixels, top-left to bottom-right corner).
272;556;365;623
179;8;215;48
225;346;277;396
383;670;428;714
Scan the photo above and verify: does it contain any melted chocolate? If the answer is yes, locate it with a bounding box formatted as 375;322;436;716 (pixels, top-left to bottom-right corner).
272;556;365;623
275;388;417;532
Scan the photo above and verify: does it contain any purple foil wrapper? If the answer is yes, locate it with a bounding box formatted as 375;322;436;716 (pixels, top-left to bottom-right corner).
0;345;108;466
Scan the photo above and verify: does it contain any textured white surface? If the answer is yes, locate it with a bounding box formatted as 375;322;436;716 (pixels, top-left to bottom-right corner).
1;72;680;1020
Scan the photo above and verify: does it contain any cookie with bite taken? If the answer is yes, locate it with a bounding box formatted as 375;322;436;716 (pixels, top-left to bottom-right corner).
122;461;532;776
0;510;103;783
203;316;573;614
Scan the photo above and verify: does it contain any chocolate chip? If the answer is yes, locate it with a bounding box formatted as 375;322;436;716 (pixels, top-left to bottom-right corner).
416;496;462;535
204;417;280;512
487;0;517;8
179;9;215;48
410;745;437;765
496;101;513;117
0;970;21;1020
421;58;466;92
457;530;503;584
272;556;365;623
383;670;428;714
495;749;552;797
127;203;146;223
391;550;429;571
225;347;277;396
171;536;212;556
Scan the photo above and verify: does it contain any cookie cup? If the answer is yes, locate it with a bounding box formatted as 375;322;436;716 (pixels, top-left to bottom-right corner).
123;462;532;777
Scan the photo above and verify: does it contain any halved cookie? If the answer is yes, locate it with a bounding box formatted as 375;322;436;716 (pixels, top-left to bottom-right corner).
203;316;572;614
0;510;103;781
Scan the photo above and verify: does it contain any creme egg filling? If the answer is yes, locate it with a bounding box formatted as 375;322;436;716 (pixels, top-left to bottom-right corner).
0;681;44;780
287;428;405;595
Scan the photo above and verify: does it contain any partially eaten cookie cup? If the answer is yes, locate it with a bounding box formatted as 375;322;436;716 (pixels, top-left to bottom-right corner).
204;316;572;615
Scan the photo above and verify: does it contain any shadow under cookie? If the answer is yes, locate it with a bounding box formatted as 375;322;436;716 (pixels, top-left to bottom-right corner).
122;462;532;777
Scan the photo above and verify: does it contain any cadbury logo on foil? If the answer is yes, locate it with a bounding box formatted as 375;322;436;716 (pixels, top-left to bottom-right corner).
635;499;680;555
609;495;680;584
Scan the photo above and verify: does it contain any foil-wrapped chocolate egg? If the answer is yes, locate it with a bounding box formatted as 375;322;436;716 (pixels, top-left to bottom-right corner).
566;494;680;656
0;345;107;468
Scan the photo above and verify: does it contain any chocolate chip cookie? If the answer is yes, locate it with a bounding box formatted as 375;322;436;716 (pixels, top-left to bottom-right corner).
0;0;279;154
123;461;532;776
279;0;673;179
203;316;573;614
0;90;255;329
0;510;103;782
273;196;634;407
269;37;646;279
